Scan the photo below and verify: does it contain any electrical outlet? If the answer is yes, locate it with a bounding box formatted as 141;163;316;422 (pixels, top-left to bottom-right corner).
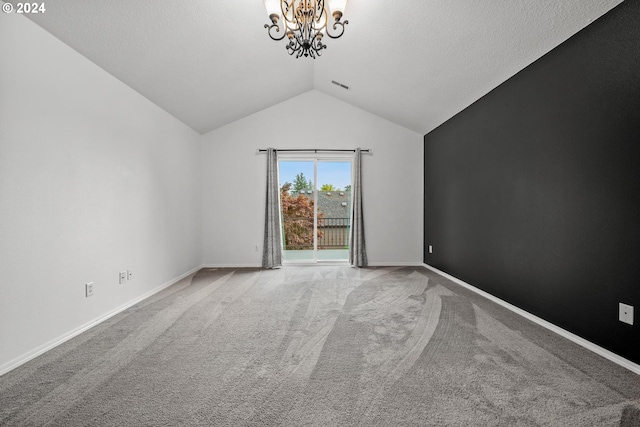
428;245;433;254
619;303;634;325
255;245;259;252
119;271;126;284
85;282;94;297
127;269;133;281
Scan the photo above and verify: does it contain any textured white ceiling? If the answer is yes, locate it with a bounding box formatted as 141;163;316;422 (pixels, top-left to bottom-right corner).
15;0;622;135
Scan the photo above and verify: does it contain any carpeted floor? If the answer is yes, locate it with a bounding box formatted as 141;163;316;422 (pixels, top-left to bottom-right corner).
1;266;639;426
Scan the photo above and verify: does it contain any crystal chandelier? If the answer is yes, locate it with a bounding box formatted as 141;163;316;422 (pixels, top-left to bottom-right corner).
263;0;349;59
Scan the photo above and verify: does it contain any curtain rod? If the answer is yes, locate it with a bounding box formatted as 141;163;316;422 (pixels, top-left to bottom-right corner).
257;148;371;153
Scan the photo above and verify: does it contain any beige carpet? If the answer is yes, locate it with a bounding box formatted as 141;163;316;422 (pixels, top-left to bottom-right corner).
1;266;639;426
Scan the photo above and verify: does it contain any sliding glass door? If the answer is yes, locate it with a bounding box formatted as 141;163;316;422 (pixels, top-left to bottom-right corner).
279;157;352;263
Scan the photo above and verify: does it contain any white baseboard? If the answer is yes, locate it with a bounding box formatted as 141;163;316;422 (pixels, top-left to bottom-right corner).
0;265;204;376
423;263;640;376
201;263;262;268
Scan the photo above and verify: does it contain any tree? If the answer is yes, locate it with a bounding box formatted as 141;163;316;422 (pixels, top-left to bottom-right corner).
293;173;313;194
280;182;323;249
344;185;351;192
320;184;340;191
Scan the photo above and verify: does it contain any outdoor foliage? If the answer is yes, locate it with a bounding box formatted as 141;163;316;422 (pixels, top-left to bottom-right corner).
280;182;323;249
320;184;339;191
293;173;313;194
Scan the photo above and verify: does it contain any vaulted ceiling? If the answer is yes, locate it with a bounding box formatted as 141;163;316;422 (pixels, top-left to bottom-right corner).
18;0;621;135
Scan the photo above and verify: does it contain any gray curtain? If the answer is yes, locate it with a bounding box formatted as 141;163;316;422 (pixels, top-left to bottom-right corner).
349;148;368;267
262;148;282;268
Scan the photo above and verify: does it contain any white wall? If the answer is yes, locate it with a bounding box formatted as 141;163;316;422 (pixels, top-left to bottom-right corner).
201;90;423;266
0;14;202;372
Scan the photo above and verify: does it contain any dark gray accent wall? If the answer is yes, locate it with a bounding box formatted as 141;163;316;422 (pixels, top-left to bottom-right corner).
424;0;640;364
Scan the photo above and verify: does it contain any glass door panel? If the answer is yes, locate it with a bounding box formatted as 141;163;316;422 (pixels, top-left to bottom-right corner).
279;161;316;262
316;161;351;261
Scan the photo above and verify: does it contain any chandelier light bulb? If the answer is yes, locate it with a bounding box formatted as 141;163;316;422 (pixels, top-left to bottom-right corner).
328;0;347;17
263;0;281;18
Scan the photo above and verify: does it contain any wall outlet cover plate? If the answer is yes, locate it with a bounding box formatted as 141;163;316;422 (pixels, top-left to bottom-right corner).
619;303;634;325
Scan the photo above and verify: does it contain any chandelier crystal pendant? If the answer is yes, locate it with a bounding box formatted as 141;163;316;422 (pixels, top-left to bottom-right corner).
264;0;349;59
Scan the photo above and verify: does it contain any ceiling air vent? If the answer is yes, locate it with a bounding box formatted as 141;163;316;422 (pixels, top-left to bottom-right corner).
331;80;350;91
